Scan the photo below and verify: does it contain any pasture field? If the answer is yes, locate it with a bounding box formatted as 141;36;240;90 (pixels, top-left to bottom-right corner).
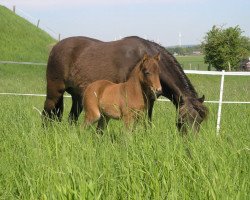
0;64;249;199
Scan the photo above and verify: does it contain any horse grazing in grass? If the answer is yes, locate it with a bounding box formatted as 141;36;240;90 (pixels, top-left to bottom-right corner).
83;53;161;131
42;36;208;134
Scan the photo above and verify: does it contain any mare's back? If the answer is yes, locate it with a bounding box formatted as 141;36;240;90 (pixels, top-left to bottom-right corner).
48;37;154;83
73;38;147;83
47;36;100;79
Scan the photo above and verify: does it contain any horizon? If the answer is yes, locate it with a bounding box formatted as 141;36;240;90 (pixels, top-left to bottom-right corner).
1;0;250;46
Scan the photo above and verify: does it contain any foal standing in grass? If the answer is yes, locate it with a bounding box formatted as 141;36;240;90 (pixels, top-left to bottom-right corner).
83;53;162;132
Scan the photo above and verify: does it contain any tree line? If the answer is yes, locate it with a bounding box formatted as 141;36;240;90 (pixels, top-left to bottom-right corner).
166;25;250;71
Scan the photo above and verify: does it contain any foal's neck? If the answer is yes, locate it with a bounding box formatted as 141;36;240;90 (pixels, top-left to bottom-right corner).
125;65;151;105
126;63;142;88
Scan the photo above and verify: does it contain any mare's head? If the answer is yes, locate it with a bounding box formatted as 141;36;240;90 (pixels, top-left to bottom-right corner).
177;95;208;134
138;53;162;100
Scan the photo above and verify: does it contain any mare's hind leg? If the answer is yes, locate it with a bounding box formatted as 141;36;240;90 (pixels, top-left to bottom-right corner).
97;115;110;134
42;80;65;123
55;95;64;121
68;94;83;124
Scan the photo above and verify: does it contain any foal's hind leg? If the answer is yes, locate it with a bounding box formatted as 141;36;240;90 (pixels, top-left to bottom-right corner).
83;110;101;128
83;96;102;131
42;80;65;123
68;94;83;124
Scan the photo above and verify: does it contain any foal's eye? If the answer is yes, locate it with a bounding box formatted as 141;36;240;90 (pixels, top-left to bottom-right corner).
144;71;151;76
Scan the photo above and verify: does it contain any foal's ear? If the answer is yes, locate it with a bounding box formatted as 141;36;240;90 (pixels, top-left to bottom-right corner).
154;53;161;61
198;95;205;103
142;53;149;62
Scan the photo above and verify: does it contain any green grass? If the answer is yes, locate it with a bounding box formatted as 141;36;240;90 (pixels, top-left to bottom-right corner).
0;64;249;199
0;5;55;62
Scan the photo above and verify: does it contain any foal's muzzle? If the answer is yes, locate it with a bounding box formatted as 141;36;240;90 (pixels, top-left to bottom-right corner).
155;87;162;97
151;87;162;98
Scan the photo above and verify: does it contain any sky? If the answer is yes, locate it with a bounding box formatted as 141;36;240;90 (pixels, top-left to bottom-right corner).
1;0;250;46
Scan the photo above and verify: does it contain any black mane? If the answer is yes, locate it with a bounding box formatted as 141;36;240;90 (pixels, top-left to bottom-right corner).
125;36;198;98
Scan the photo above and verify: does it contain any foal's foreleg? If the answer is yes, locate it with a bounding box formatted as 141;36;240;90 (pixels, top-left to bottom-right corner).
122;113;135;131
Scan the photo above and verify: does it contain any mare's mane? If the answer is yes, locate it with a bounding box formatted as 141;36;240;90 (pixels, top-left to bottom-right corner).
124;36;198;99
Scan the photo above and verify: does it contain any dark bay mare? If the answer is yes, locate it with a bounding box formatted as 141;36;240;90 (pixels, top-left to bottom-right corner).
42;36;208;133
83;53;162;132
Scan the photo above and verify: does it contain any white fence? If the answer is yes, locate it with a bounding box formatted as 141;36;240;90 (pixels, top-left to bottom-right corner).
0;61;250;134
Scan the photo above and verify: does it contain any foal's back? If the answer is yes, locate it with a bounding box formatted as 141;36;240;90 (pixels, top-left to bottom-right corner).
84;79;124;124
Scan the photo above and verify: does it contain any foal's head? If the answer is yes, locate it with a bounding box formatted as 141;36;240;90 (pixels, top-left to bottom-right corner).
138;53;162;100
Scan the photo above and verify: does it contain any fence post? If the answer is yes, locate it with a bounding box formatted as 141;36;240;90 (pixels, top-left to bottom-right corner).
58;34;61;41
13;5;16;13
216;70;225;134
37;19;40;28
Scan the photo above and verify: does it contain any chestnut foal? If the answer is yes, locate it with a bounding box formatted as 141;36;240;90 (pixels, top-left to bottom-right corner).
83;53;162;132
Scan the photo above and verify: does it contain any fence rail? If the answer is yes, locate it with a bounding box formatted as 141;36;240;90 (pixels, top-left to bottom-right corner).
0;61;47;66
1;92;249;104
0;61;249;134
185;70;250;76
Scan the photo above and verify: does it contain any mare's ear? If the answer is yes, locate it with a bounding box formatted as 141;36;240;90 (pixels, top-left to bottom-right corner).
198;95;205;103
154;53;161;61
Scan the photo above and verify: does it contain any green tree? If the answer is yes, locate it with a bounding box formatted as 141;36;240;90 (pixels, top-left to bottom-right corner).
202;25;250;71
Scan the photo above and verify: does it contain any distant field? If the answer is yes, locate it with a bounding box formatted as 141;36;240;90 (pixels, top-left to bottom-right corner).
0;64;249;199
176;55;211;71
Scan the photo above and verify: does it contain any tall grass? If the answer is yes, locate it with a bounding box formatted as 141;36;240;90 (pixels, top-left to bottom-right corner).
0;64;249;198
0;95;249;199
